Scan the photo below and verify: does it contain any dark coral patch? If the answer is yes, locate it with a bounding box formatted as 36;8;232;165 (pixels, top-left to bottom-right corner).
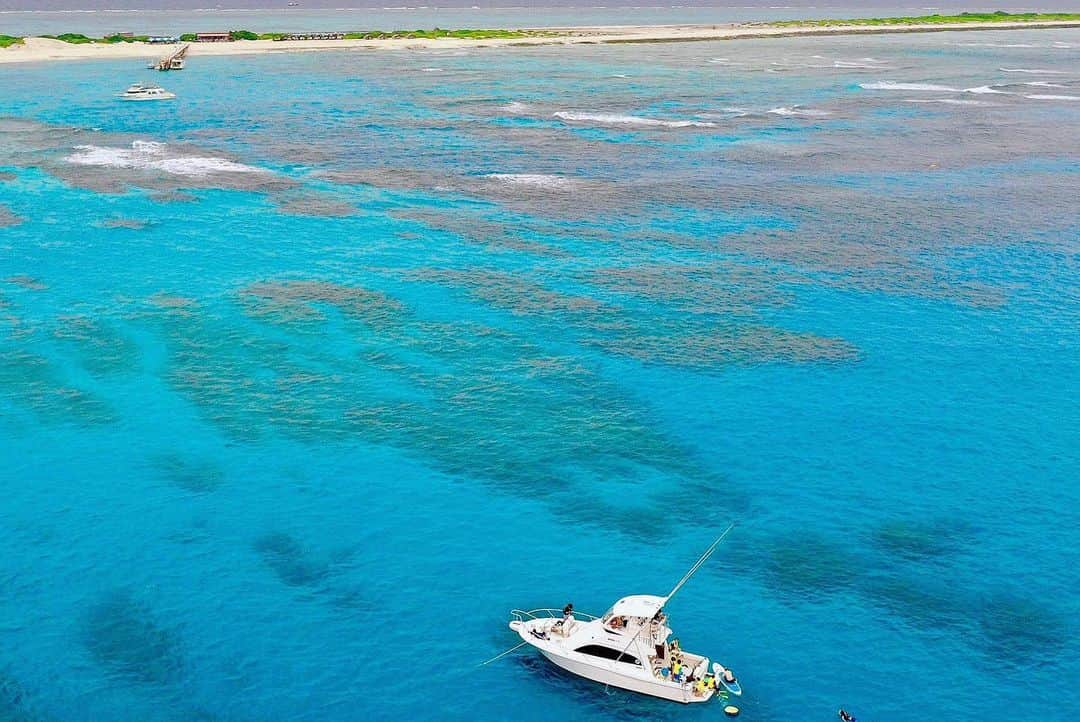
83;590;183;684
976;595;1067;668
871;518;975;562
254;532;332;588
762;534;866;600
0;348;114;424
152;453;224;494
0;204;21;228
52;315;140;377
4;276;46;291
98;217;150;230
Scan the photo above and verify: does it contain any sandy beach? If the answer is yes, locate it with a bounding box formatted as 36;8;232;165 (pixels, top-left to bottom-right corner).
2;19;1079;64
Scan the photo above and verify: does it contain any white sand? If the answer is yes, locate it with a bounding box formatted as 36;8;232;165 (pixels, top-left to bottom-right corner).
1;21;1078;64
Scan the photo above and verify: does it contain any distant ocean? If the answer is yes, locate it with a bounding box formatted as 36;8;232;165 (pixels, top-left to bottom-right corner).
0;1;1078;35
2;17;1079;722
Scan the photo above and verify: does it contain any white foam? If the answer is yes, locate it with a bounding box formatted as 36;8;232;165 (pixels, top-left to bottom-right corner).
699;107;751;119
964;85;1007;94
903;98;992;106
1024;94;1080;101
767;106;832;117
832;60;886;69
65;141;265;178
483;173;577;189
552;111;716;128
958;42;1040;48
999;68;1068;75
860;81;959;92
501;101;530;114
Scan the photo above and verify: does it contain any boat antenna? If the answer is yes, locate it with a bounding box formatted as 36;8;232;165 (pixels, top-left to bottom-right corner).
665;522;736;604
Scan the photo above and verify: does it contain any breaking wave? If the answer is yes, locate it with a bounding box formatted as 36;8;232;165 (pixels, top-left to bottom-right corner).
863;82;1016;95
698;107;751;119
957;42;1040;48
501;101;530;114
483;173;577;189
1024;81;1068;88
552;111;716;129
65;140;265;177
999;68;1068;75
1024;94;1080;101
903;98;992;106
767;106;832;117
860;82;960;92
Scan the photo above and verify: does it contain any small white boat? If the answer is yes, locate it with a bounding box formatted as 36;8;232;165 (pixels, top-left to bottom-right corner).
507;526;741;704
118;83;176;101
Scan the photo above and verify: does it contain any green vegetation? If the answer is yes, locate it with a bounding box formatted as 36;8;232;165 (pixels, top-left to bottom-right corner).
101;34;150;43
767;11;1080;27
39;32;150;44
42;33;95;44
342;28;533;40
11;26;545;49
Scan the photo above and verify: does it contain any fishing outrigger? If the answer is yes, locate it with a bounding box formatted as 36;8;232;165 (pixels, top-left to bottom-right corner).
505;524;741;704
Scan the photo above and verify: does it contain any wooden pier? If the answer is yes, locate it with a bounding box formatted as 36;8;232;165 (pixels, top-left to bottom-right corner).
153;44;189;71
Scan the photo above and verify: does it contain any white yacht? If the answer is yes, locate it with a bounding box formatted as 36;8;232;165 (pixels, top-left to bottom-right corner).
506;527;742;705
119;84;176;101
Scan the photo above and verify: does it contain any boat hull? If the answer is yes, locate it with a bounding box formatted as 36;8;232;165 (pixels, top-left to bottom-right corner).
537;648;711;704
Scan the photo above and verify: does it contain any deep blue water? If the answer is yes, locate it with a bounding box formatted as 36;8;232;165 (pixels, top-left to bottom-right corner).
1;29;1079;722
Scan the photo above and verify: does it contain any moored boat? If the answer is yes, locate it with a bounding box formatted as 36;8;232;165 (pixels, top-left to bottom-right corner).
118;83;176;101
507;525;740;704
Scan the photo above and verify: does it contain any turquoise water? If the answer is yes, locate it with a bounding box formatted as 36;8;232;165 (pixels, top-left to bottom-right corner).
2;29;1079;722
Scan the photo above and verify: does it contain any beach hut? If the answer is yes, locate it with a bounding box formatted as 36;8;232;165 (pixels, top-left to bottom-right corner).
195;32;231;42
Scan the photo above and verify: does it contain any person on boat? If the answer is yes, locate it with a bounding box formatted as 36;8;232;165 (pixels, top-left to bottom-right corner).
706;674;717;690
694;678;706;697
609;616;623;630
553;603;574;634
671;660;683;682
722;667;736;684
839;709;857;722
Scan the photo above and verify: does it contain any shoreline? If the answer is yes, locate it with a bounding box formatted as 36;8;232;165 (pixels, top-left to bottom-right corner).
1;19;1079;64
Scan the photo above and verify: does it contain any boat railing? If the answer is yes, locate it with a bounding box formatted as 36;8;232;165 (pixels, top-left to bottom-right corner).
510;608;599;623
